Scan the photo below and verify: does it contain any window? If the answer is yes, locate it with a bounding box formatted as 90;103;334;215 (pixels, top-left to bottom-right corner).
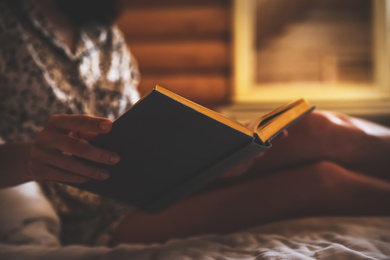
232;0;390;117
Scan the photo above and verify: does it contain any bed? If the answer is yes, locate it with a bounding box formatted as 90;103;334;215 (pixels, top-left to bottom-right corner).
1;182;389;260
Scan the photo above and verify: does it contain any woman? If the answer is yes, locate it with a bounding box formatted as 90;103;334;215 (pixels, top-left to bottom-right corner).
0;0;140;245
0;0;389;247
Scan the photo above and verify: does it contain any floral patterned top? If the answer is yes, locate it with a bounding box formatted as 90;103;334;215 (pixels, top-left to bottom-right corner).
0;0;140;245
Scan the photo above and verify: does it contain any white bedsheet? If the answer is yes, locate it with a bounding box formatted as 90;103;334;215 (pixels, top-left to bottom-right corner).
1;216;389;260
1;183;389;260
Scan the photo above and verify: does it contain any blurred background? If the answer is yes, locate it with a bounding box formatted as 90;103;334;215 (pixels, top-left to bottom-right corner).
116;0;390;125
116;0;231;108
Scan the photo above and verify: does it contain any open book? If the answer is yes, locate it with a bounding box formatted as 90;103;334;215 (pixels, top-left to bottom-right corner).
74;86;315;213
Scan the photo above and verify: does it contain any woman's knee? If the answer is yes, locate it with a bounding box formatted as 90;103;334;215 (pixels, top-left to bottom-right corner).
303;161;353;206
308;161;350;186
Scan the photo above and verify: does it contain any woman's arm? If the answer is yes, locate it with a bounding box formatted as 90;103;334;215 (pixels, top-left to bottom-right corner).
0;114;121;189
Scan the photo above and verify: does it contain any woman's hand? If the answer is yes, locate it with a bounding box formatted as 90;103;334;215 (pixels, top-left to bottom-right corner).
28;114;120;184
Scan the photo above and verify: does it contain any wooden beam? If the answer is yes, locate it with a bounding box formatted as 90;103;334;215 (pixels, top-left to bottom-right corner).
138;74;230;106
117;7;230;39
119;0;231;8
128;41;230;71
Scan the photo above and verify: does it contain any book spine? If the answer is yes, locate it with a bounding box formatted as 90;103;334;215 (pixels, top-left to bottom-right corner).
143;140;269;213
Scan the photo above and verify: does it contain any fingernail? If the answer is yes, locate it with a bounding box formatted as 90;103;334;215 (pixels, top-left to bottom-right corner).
99;170;110;180
110;153;120;164
99;121;111;131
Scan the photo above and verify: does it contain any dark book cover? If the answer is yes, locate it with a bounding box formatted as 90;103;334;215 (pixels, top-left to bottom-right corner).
74;88;269;213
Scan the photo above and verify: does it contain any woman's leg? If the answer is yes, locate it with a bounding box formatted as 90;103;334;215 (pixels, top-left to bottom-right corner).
249;111;390;179
110;161;390;245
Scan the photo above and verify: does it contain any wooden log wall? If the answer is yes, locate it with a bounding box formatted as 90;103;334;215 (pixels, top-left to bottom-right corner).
117;0;232;107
